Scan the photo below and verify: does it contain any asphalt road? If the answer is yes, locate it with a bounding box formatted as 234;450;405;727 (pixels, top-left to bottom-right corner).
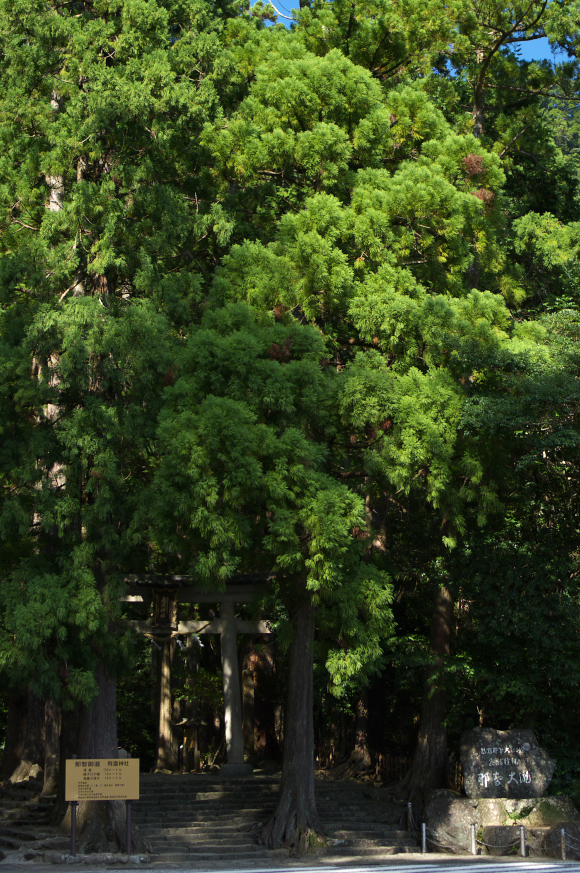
0;857;576;873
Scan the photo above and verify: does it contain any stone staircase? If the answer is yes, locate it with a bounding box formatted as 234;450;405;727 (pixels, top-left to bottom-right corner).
134;772;420;865
0;780;65;861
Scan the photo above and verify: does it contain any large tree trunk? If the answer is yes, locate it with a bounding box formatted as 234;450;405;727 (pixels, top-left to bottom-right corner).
258;585;321;852
43;698;61;796
9;689;45;783
251;641;282;762
0;694;27;780
402;585;453;809
60;663;146;854
473;48;486;139
55;707;80;823
330;690;373;779
156;637;178;771
242;654;255;760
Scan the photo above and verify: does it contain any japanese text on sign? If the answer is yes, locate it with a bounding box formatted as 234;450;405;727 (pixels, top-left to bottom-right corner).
65;759;140;801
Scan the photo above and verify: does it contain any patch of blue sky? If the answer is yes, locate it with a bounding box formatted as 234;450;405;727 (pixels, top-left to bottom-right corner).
512;35;568;62
258;0;295;22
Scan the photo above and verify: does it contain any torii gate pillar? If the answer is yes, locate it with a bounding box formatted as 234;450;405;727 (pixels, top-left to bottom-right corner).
219;600;253;778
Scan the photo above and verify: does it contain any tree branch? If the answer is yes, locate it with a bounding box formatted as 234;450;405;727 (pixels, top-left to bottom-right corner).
265;1;293;20
499;123;531;158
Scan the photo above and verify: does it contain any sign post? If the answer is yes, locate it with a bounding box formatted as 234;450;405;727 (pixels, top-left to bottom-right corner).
65;759;140;856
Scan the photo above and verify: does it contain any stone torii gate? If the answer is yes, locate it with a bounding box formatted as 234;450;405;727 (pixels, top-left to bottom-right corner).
122;574;272;778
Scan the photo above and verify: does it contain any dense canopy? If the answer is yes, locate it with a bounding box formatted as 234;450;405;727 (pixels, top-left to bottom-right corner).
1;0;580;852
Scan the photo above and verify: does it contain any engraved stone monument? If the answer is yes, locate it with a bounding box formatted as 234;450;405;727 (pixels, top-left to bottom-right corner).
460;727;556;799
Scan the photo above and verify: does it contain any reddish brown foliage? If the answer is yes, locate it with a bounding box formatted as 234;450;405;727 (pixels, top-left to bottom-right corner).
463;153;485;176
268;337;293;362
473;188;496;211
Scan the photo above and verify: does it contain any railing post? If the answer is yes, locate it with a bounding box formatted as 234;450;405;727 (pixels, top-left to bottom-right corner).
70;801;77;857
407;802;412;831
520;825;526;857
422;822;427;854
471;823;477;855
126;800;132;856
561;828;567;861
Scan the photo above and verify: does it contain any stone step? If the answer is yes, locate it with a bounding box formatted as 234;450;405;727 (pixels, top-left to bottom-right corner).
133;807;274;827
324;844;419;856
138;789;373;798
135;801;275;811
139;825;252;840
135;803;271;811
0;814;52;826
0;811;28;822
149;841;266;853
144;827;417;841
333;837;418;848
0;836;23;850
137;787;277;793
0;829;40;843
139;783;279;793
331;812;392;819
146;834;258;845
34;836;71;851
137;806;397;817
137;800;273;809
138;779;262;783
147;851;276;863
168;851;273;861
0;784;60;859
327;828;412;839
134;772;416;864
145;837;418;854
137;791;388;800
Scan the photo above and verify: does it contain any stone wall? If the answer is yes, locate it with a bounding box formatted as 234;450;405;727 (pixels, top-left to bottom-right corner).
424;790;580;856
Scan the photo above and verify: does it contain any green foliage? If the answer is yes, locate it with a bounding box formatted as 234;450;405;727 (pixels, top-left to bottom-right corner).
116;637;157;768
147;302;395;689
0;296;175;703
295;0;464;79
1;0;580;767
513;212;580;309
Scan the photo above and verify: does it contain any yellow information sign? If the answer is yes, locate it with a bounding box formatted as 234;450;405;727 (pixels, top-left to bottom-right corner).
65;759;140;802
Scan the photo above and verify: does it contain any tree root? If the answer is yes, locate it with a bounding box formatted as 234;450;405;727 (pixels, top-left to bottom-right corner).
9;760;43;784
258;810;325;854
60;800;149;854
329;747;374;781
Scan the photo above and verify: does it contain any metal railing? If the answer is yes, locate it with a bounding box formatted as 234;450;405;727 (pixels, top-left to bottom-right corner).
417;821;577;860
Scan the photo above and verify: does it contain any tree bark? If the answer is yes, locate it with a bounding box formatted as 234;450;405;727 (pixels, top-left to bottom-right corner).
330;691;373;779
9;689;45;783
252;641;282;762
472;49;486;140
43;698;61;796
156;637;178;771
0;694;27;780
402;585;453;809
242;662;255;760
55;707;80;823
258;584;321;852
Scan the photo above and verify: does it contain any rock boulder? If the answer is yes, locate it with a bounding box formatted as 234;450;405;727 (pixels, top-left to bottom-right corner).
460;728;555;799
424;792;580;856
424;790;479;854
